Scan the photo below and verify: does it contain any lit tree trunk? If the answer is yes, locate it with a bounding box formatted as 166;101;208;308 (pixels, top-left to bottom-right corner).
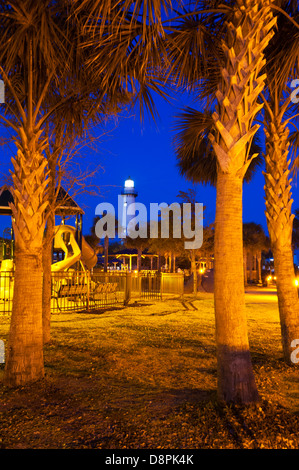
190;250;197;296
42;210;55;344
137;248;142;271
214;173;258;402
256;251;262;284
104;235;109;272
249;253;254;282
264;113;299;364
243;250;248;286
42;155;56;344
5;133;48;386
209;0;275;402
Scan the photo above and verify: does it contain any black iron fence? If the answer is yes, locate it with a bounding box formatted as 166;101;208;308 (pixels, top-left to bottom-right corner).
51;271;128;313
0;270;184;315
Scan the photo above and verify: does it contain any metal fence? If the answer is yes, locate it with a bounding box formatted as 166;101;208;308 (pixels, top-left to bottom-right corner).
0;270;184;315
51;270;127;313
131;271;184;301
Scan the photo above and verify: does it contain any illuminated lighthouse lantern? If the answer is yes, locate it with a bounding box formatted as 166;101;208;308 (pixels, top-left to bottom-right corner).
120;177;137;237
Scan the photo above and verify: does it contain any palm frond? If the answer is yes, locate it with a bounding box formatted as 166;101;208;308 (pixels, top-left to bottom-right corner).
265;1;299;95
173;106;264;187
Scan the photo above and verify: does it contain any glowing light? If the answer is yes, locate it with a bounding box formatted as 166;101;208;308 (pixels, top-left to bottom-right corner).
125;178;134;189
295;279;299;287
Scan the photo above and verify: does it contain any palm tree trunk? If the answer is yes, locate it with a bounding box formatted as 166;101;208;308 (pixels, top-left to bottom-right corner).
190;251;197;296
243;250;248;286
256;252;262;284
42;152;56;344
209;0;275;402
104;236;109;272
137;248;142;271
5;252;44;386
4;136;48;386
42;211;55;344
249;253;253;283
264;115;299;364
214;173;258;403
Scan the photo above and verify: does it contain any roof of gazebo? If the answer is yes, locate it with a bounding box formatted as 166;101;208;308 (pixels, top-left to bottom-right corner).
0;185;84;216
112;248;158;258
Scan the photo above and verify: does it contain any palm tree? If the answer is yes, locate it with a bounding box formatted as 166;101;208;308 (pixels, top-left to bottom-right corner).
243;222;269;285
0;0;86;386
292;208;299;250
173;2;299;367
1;0;173;386
168;0;276;403
1;0;114;384
261;1;299;363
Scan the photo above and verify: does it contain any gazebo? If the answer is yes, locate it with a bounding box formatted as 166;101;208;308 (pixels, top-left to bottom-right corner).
113;248;159;271
0;184;85;259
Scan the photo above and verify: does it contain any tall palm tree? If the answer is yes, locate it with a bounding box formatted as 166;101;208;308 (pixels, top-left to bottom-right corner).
0;0;86;386
198;1;274;404
173;2;299;366
261;1;299;363
1;0;173;386
1;0;115;384
169;0;276;403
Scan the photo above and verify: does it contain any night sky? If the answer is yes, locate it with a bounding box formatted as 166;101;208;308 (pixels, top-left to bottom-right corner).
0;90;298;242
77;91;298;241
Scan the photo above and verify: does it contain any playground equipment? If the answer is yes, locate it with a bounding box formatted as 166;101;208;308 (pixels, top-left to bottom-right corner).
0;259;14;301
0;185;98;305
51;225;97;272
0;225;97;302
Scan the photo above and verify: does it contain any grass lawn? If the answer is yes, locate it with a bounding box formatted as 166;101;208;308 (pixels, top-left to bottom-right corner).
0;290;298;449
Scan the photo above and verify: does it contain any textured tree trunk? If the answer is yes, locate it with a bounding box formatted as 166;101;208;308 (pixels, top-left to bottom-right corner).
157;253;161;273
42;211;55;344
4;134;48;386
137;248;142;271
243;250;248;286
190;251;197;296
42;151;57;344
264;115;299;364
5;252;44;386
214;173;258;403
209;0;275;402
104;236;109;272
256;252;262;284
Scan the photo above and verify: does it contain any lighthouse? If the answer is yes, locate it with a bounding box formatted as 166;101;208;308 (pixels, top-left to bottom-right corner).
120;177;137;237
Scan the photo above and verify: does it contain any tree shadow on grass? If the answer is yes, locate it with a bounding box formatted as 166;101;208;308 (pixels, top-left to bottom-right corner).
134;387;218;417
284;375;299;413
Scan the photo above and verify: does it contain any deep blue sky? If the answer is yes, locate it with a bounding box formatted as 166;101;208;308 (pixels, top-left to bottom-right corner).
77;92;284;239
0;91;299;241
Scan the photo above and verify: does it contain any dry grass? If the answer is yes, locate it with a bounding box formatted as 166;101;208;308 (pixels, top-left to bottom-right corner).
0;290;298;449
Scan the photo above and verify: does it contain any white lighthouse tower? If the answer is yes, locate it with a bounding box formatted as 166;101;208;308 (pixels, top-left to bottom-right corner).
120;177;137;237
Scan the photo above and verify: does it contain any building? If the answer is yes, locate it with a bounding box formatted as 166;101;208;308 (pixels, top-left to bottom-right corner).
119;177;137;237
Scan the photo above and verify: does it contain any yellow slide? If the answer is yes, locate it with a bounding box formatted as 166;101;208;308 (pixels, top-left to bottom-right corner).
81;236;98;270
51;225;97;272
